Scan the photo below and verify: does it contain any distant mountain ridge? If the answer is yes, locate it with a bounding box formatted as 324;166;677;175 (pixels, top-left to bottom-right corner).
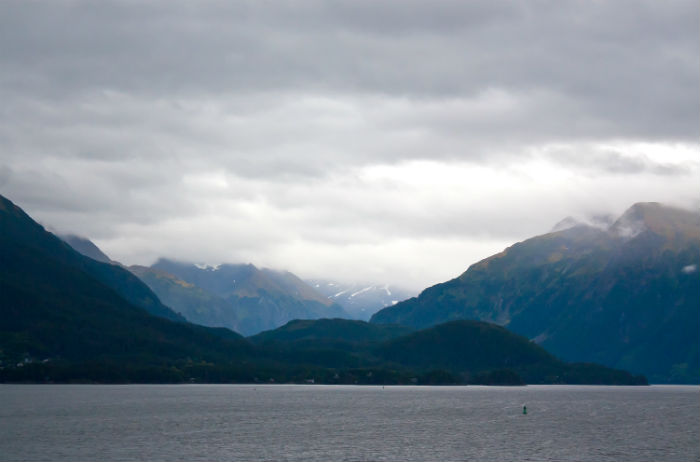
131;259;348;336
371;202;700;383
306;279;416;320
56;235;349;336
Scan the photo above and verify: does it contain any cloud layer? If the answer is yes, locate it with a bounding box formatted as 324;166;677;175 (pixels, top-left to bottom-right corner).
1;0;698;289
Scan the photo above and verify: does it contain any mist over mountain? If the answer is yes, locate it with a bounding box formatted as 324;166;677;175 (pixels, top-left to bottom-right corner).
371;203;700;383
131;259;348;336
58;233;350;336
58;234;113;264
306;280;416;320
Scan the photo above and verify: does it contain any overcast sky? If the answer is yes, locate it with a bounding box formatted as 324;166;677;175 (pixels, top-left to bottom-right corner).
1;0;698;290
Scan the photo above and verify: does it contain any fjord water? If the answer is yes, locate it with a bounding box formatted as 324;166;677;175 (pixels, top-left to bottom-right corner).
1;385;697;462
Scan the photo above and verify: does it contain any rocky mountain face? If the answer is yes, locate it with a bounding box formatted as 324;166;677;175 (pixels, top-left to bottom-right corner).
131;259;348;336
371;203;700;383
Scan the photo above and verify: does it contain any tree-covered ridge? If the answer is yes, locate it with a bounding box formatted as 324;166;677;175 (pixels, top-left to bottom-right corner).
246;318;645;385
250;318;414;344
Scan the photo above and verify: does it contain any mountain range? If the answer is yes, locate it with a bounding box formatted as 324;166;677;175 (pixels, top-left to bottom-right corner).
130;260;348;336
371;202;700;383
56;235;352;336
0;193;645;385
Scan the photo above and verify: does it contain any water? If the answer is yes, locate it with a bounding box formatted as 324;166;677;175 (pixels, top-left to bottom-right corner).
0;385;697;461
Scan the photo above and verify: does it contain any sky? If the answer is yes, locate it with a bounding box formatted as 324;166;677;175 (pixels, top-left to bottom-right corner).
1;0;698;291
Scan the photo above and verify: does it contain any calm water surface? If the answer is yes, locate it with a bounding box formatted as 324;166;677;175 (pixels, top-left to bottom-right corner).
0;384;697;461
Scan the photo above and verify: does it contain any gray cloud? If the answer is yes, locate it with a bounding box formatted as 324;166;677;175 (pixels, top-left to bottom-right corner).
0;165;11;188
542;146;695;176
2;0;697;139
0;0;698;289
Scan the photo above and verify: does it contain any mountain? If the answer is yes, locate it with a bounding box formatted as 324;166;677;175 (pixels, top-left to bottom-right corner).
0;194;254;382
248;318;416;374
306;280;415;320
1;199;182;323
250;318;415;344
250;318;645;385
374;320;646;385
131;259;348;336
59;234;113;264
371;203;700;383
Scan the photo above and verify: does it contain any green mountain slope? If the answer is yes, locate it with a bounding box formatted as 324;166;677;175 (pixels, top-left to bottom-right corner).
132;260;348;335
371;203;700;383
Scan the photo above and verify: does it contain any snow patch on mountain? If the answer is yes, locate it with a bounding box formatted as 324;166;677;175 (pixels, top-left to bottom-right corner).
306;279;416;320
